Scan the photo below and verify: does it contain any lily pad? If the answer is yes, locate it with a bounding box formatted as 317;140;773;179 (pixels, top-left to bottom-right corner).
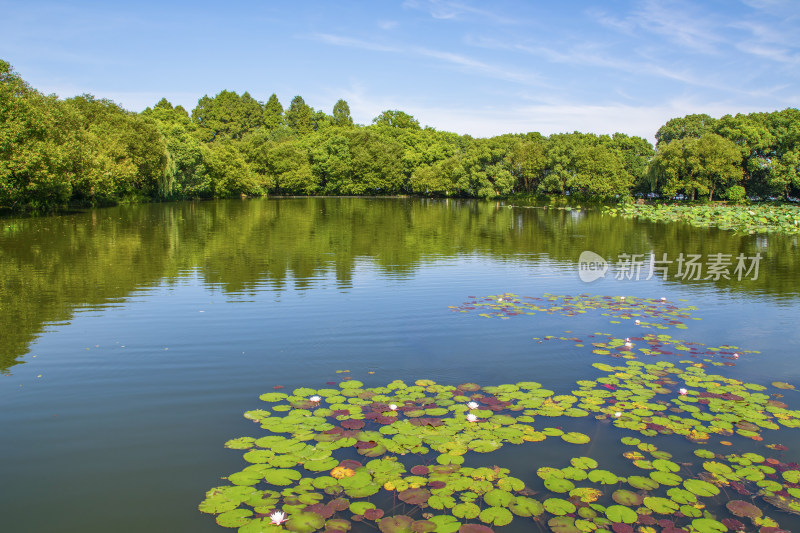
605;505;637;524
478;507;513;526
286;512;326;533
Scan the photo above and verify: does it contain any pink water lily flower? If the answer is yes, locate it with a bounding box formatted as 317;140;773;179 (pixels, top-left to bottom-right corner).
270;510;288;525
309;396;321;403
679;388;688;396
467;401;479;409
466;413;478;422
389;404;398;411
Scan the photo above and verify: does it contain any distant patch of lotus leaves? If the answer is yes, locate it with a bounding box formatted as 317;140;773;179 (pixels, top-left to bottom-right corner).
451;293;700;330
605;204;800;235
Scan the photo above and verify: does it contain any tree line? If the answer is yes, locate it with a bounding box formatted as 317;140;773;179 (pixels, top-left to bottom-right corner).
1;59;798;212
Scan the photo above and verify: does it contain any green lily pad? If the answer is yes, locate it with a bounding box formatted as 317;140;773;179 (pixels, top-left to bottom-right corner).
478;507;513;526
285;512;325;533
643;496;679;514
587;469;618;484
508;496;544;517
543;498;576;516
605;505;637;524
483;489;514;507
263;468;303;486
561;432;590;444
570;457;598;470
683;478;720;497
689;518;726;532
627;475;659;491
452;503;480;519
349;502;375;515
544;478;575;493
427;515;460;533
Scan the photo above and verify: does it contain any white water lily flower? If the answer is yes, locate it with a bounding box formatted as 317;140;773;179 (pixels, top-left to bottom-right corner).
270;510;288;525
389;404;398;411
309;395;321;403
679;388;688;396
467;401;479;410
614;412;622;418
466;413;478;422
635;320;641;325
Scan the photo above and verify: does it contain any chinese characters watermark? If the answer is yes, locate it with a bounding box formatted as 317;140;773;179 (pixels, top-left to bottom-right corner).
578;251;761;282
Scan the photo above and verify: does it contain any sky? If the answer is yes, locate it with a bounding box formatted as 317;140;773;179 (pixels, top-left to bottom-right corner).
2;0;799;142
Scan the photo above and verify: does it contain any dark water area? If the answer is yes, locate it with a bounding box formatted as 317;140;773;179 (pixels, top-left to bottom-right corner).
1;198;799;532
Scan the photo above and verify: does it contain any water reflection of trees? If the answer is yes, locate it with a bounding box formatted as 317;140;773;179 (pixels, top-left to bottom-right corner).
1;198;797;370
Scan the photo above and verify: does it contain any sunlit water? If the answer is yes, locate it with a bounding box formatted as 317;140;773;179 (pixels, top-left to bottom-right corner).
1;198;799;532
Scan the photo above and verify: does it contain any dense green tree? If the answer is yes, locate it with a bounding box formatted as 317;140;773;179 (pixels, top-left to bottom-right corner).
611;133;654;194
649;134;742;201
508;136;548;193
308;130;352;192
285;95;313;135
332;99;354;127
202;141;261;197
65;95;172;201
372;110;421;130
0;60;83;210
142;98;207;198
409;156;464;195
191;90;263;141
267;139;317;194
3;58;799;211
263;94;284;130
655;114;716;147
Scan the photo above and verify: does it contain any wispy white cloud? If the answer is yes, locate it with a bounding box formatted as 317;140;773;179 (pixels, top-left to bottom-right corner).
377;20;399;30
593;0;725;55
402;0;525;25
308;32;543;87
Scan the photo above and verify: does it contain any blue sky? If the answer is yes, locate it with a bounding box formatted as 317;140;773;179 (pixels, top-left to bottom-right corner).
2;0;798;142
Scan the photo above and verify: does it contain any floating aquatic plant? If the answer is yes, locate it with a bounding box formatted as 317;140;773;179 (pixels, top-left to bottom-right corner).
201;293;800;533
451;293;700;330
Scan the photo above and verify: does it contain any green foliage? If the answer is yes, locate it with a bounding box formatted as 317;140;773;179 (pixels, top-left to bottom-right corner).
605;203;800;235
726;185;747;203
198;291;800;532
286;96;313;135
2;57;798;212
372;110;421;130
263;94;284;130
192;90;263;142
332;99;353;128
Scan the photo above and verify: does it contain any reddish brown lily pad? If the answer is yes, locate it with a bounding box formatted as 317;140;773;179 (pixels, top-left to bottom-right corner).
364;509;385;521
726;500;763;519
398;488;431;505
379;516;414;533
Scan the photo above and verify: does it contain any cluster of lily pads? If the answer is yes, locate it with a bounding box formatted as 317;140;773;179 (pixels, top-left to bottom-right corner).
450;294;698;330
603;204;800;235
200;293;800;533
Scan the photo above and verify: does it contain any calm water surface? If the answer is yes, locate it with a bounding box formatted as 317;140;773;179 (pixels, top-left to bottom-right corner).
2;198;799;532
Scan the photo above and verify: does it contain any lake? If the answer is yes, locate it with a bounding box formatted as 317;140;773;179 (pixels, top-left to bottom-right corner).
2;197;800;533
